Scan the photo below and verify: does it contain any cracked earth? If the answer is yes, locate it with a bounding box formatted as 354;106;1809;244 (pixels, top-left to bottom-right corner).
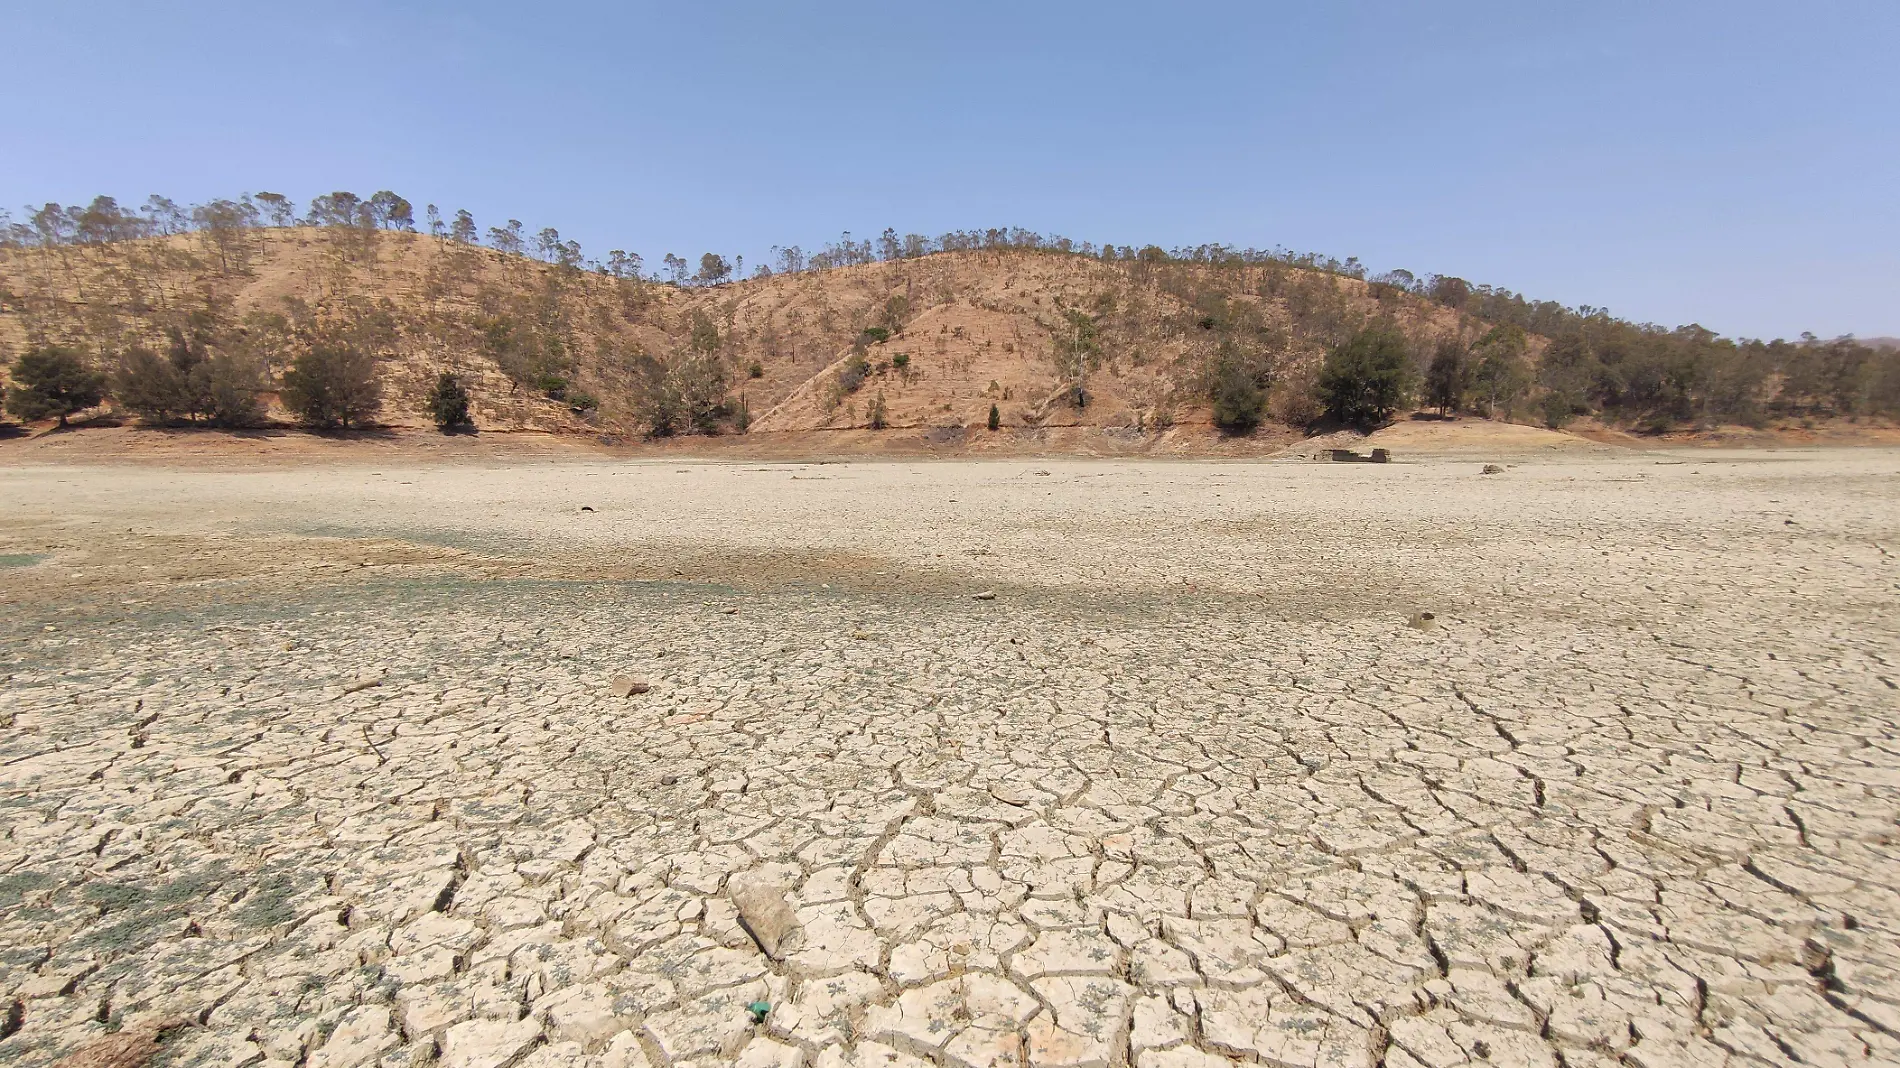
1;451;1897;1068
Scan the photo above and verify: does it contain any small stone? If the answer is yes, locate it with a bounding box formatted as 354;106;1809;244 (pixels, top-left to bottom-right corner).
989;782;1036;807
1482;464;1505;475
722;606;739;615
609;676;650;697
342;673;384;693
1407;611;1439;632
728;872;803;959
973;590;997;601
441;1017;544;1068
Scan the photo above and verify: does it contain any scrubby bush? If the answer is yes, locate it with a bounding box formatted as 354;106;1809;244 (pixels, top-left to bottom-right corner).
838;353;871;393
428;372;472;431
1424;338;1467;415
6;347;106;427
115;346;190;420
1210;362;1266;435
636;352;727;436
1470;326;1531;417
1318;327;1415;427
868;391;888;429
988;403;1001;431
281;340;382;429
1540;390;1581;429
199;354;266;427
115;344;263;427
860;326;890;345
1269;370;1323;426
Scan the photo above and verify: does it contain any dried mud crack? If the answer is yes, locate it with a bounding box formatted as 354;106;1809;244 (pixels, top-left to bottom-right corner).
1;453;1897;1067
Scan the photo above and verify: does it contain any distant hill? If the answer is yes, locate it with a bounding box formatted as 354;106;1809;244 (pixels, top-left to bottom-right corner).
2;212;1895;440
0;227;1477;437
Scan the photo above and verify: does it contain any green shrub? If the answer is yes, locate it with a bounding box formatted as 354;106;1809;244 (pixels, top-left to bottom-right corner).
6;347;106;427
860;326;890;344
428;372;473;430
1424;338;1467;414
987;403;1001;431
282;340;382;429
891;352;910;371
1318;327;1415;428
1210;363;1265;434
1540;390;1579;429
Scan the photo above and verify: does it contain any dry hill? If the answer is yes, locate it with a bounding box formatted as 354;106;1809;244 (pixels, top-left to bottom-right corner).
0;227;1492;446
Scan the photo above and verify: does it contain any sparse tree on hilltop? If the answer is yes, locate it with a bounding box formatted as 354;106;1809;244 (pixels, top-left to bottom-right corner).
367;191;414;231
191;199;258;272
307;191;363;227
487;220;525;255
695;253;731;286
142;195;187;235
255;192;296;227
607;250;643;279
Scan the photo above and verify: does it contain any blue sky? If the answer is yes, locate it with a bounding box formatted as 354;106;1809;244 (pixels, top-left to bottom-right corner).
4;1;1894;339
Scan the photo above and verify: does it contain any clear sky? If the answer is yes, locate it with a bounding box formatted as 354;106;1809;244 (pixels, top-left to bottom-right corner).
5;1;1894;340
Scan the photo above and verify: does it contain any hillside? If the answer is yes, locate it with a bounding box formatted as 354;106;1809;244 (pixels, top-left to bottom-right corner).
4;219;1896;449
0;226;1485;443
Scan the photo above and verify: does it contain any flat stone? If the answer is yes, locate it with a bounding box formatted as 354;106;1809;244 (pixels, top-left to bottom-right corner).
728;872;804;959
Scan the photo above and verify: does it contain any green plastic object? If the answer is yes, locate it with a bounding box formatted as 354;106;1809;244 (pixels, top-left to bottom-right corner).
747;1000;771;1023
